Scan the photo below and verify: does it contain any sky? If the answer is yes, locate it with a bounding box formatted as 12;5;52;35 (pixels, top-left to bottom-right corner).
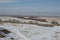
0;0;60;16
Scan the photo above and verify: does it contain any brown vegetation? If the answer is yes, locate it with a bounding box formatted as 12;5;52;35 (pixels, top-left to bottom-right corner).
0;34;5;38
33;19;47;22
0;29;11;34
38;24;54;27
0;28;11;38
51;21;60;26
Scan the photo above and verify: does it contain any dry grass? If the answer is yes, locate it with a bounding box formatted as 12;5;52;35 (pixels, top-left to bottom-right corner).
0;17;60;27
38;24;54;27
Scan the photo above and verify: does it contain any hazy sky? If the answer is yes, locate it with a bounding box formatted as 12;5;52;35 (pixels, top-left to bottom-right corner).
0;0;60;16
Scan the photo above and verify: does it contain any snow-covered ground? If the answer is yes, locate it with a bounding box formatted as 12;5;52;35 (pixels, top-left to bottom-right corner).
0;16;52;25
0;16;60;40
0;23;60;40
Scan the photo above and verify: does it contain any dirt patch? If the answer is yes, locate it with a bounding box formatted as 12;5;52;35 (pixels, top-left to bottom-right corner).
0;28;11;38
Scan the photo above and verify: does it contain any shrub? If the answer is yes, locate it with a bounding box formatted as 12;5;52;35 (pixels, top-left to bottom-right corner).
8;19;20;23
0;19;1;21
51;21;59;26
38;24;53;27
33;19;47;22
38;19;47;22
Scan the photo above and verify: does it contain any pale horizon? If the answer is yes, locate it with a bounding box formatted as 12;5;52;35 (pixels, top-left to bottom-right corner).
0;0;60;16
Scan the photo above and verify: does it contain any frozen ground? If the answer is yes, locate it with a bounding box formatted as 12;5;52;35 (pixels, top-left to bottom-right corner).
0;16;60;40
0;23;60;40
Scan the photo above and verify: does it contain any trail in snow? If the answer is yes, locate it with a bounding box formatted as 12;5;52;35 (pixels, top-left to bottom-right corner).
0;16;60;40
0;23;30;40
0;23;60;40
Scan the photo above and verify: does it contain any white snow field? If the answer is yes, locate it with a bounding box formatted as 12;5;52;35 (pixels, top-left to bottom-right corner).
0;16;60;40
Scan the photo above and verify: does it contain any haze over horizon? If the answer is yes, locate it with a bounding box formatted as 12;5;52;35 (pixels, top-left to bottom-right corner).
0;0;60;16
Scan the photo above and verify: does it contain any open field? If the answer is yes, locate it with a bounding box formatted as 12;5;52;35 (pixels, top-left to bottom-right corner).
0;16;60;27
0;16;60;40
